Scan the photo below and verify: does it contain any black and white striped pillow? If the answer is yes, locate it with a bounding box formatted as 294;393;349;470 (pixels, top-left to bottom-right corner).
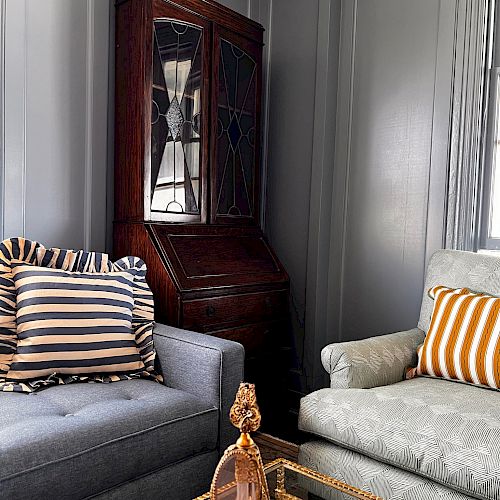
0;238;42;385
5;263;145;382
37;247;111;273
36;248;158;378
111;256;157;376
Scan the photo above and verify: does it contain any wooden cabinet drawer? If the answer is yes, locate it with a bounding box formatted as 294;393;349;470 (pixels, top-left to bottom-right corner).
182;290;288;330
210;322;279;354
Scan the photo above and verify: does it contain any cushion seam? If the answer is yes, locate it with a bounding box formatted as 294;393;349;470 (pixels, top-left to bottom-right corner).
0;406;218;482
83;448;217;499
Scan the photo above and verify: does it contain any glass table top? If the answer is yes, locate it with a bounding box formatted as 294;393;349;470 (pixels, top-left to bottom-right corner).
195;457;382;500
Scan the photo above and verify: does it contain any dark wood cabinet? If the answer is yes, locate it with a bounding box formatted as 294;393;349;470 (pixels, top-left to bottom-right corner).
114;0;289;429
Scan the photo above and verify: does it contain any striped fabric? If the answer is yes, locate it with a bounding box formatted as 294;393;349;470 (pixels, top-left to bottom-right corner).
0;238;42;384
37;247;111;272
0;237;160;393
407;285;500;389
111;256;157;376
5;263;144;382
36;247;158;378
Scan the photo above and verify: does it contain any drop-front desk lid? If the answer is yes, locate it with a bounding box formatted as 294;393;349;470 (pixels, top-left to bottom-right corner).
147;224;288;293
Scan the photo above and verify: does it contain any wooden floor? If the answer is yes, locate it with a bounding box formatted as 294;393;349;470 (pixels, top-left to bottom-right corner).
255;432;299;463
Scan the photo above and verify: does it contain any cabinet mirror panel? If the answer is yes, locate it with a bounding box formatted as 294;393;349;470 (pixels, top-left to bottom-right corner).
215;39;257;220
151;19;203;218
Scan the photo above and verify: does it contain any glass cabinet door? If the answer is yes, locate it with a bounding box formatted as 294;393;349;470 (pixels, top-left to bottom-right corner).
148;15;208;222
211;27;262;225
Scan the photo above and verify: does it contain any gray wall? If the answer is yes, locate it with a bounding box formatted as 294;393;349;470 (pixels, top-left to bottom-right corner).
328;0;464;370
336;0;440;340
220;0;342;390
265;0;319;376
263;0;459;391
264;0;341;389
216;0;251;16
0;0;110;251
0;0;462;395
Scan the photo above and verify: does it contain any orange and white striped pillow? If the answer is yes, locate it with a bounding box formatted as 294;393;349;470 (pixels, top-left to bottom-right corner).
408;285;500;389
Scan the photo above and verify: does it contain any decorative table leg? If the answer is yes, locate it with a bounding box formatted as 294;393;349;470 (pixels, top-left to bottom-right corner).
275;464;286;499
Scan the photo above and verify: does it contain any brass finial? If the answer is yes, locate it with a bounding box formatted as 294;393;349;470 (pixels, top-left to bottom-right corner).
229;383;261;448
209;383;270;499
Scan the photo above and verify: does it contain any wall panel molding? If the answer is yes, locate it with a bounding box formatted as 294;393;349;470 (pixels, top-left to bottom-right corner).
86;0;110;252
326;0;357;346
425;0;459;264
3;0;27;239
0;0;5;238
247;0;272;229
84;0;95;250
106;0;115;253
303;0;341;390
1;0;110;250
327;0;452;349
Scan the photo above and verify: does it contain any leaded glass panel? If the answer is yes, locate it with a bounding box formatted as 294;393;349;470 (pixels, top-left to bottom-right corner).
150;20;202;217
215;39;257;218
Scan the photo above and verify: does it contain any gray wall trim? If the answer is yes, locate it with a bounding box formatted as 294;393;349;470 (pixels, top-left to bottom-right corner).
326;0;451;349
84;0;95;250
445;0;493;250
425;0;459;265
89;0;110;252
3;0;27;239
246;0;252;19
0;0;5;239
261;0;331;394
246;0;272;230
1;0;110;250
326;0;357;345
303;0;341;390
106;0;115;253
261;0;272;231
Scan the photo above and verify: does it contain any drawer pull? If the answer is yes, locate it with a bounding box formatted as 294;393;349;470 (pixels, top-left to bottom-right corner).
206;305;216;317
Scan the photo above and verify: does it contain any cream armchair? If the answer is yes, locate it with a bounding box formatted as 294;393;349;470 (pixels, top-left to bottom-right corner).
299;250;500;500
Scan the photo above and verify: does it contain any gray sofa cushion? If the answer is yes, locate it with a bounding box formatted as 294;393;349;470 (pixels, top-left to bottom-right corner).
0;379;218;500
299;377;500;500
92;450;219;500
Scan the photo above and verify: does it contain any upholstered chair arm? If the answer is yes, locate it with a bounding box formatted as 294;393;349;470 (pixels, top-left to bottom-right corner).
321;328;425;389
152;323;244;453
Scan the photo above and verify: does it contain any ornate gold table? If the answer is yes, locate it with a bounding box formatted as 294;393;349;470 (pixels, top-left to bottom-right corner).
195;457;382;500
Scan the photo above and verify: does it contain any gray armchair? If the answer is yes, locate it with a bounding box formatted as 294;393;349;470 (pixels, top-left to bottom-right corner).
0;324;244;500
299;250;500;500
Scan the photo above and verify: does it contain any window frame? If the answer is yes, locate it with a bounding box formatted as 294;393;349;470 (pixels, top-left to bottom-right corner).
481;67;500;250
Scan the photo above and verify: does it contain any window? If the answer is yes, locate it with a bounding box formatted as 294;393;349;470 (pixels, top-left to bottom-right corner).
482;67;500;250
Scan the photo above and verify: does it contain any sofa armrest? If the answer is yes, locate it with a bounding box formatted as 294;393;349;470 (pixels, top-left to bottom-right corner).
321;328;425;389
152;323;245;453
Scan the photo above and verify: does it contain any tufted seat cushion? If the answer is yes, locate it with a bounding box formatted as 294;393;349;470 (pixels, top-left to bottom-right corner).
299;377;500;500
0;379;218;499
